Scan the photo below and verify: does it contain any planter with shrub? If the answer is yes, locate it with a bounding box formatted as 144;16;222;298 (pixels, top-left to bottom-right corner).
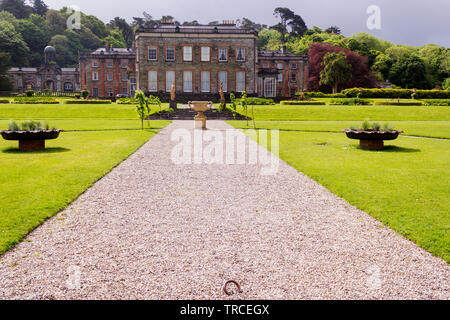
1;121;63;151
343;121;403;150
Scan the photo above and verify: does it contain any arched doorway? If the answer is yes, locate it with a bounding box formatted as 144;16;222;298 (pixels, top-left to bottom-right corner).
46;80;55;91
64;82;74;92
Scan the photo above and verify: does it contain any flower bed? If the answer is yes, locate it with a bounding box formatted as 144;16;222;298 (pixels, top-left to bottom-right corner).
280;101;326;105
64;100;112;104
374;100;423;106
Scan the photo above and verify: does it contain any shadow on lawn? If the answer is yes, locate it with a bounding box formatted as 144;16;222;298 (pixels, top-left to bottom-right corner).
2;147;71;154
357;145;421;153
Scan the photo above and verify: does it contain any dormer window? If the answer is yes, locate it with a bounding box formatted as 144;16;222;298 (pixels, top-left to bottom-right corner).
92;61;98;68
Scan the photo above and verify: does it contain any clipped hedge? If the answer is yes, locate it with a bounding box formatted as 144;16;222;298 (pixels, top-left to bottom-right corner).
64;100;112;104
12;97;59;104
236;98;275;105
117;98;137;104
296;92;346;98
421;99;450;106
342;88;450;99
280;101;326;105
0;99;10;104
373;100;423;106
328;98;372;105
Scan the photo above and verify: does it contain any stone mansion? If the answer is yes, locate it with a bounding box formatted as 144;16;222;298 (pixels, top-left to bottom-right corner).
9;21;309;99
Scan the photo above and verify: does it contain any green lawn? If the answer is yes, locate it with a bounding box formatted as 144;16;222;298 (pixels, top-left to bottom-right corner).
0;103;170;120
236;105;450;121
0;104;170;255
229;105;450;263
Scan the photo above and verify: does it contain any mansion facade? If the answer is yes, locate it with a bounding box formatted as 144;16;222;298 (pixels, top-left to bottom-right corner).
9;22;309;99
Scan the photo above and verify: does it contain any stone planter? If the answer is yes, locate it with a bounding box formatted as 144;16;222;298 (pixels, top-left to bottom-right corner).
1;130;63;151
188;101;213;130
343;130;403;150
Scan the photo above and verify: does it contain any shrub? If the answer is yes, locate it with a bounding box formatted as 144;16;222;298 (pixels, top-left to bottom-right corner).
280;101;326;105
373;100;423;106
0;99;10;104
349;121;396;132
442;78;450;90
81;90;90;99
342;88;450;99
64;100;112;104
328;98;372;105
421;99;450;106
7;120;58;131
117;98;138;104
25;90;35;97
235;97;275;105
12;97;59;104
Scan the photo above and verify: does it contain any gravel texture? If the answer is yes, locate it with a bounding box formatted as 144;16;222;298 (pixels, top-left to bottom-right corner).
0;120;448;300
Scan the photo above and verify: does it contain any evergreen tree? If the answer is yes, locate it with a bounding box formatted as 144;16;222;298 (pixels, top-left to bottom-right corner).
32;0;48;16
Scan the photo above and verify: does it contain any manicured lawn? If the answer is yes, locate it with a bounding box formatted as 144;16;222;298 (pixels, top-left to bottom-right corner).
230;120;450;139
0;104;170;255
235;104;449;121
228;106;450;262
0;103;170;120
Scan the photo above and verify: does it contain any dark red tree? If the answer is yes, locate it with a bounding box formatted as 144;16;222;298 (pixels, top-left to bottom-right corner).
308;43;376;92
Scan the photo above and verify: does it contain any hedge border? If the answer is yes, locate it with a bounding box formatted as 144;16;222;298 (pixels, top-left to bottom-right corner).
64;100;112;104
280;101;326;105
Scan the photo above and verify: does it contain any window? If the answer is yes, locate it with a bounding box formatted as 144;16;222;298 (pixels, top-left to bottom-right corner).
218;48;228;62
236;71;245;92
130;77;137;96
106;61;113;68
107;72;113;81
92;72;99;81
166;71;175;92
108;88;113;97
277;74;283;82
236;48;245;62
148;71;157;92
264;78;276;97
121;61;128;69
291;63;297;70
183;71;193;92
218;71;228;92
277;63;284;70
64;82;73;92
122;72;128;82
93;88;98;97
201;71;210;92
183;46;192;61
148;46;157;60
123;87;128;95
291;73;297;82
201;47;210;62
263;63;269;69
92;61;98;68
166;46;175;61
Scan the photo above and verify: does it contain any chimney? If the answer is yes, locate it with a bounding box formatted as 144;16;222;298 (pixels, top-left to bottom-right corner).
105;41;111;52
281;45;287;54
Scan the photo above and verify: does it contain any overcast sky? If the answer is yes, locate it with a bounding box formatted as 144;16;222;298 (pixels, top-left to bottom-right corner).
44;0;449;47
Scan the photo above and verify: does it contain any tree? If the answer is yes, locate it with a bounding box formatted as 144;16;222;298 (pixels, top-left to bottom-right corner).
0;52;13;91
45;9;67;37
272;7;307;43
0;20;29;66
325;26;341;35
236;18;267;32
81;14;109;39
109;17;134;47
0;0;32;19
389;55;430;89
49;35;77;66
308;43;376;92
372;53;393;80
135;90;151;129
320;52;351;93
103;28;127;48
258;29;282;50
32;0;48;16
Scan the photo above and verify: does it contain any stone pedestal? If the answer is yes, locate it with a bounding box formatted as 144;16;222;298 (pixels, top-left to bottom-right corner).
19;140;45;151
360;140;384;150
194;113;207;130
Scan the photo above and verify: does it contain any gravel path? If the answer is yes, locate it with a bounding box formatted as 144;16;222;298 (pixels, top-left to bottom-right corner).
0;120;448;300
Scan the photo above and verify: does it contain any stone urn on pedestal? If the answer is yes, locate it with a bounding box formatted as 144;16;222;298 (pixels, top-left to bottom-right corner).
169;83;177;110
188;101;212;130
